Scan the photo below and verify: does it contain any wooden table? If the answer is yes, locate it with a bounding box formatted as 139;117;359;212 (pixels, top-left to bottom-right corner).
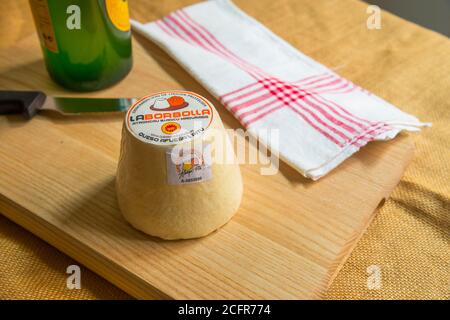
0;0;415;299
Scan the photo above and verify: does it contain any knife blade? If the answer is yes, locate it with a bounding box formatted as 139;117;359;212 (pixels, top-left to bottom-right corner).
0;90;136;119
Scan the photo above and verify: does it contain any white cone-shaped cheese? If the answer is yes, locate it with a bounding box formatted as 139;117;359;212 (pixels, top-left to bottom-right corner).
116;91;243;240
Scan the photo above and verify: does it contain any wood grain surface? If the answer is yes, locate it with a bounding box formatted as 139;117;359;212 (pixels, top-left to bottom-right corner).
0;0;415;299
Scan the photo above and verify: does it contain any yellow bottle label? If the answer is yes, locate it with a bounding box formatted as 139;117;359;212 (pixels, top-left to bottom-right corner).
29;0;59;53
105;0;131;32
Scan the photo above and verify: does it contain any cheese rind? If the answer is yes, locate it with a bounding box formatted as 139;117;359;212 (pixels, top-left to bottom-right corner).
116;91;243;240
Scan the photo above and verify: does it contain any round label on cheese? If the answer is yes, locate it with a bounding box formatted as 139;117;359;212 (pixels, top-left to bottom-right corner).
126;91;214;145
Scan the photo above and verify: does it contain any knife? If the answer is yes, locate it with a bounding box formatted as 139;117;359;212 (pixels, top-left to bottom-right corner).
0;90;136;119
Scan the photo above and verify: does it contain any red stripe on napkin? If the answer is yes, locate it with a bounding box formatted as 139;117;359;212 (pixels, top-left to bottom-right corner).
156;10;389;147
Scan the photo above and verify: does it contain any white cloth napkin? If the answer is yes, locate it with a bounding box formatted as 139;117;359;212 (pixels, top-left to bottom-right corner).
131;0;429;180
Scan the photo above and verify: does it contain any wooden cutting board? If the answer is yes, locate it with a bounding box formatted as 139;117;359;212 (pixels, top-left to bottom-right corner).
0;0;415;299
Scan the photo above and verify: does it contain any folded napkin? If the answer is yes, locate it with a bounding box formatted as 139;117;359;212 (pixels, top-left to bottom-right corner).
131;0;428;180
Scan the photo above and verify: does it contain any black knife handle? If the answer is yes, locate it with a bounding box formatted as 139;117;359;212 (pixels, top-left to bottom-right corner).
0;90;47;119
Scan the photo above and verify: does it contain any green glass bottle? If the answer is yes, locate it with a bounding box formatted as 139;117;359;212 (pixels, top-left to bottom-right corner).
29;0;132;91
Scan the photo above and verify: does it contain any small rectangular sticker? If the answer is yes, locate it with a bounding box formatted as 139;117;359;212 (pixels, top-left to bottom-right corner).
30;0;59;53
166;144;212;185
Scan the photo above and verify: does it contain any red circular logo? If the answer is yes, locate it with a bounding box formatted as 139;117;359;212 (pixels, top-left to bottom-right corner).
161;122;181;134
